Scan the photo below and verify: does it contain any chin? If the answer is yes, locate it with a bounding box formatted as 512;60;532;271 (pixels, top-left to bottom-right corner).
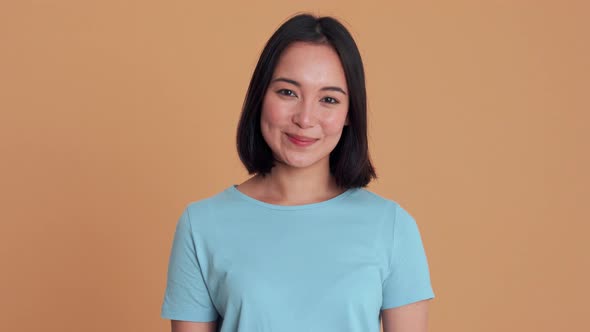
281;155;328;169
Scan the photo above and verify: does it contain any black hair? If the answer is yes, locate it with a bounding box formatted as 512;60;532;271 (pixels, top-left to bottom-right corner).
236;13;376;188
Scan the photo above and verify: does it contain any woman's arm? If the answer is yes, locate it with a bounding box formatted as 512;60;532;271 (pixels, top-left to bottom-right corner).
171;320;217;332
382;299;430;332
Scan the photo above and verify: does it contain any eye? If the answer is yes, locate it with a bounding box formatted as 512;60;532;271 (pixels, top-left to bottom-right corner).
277;89;297;97
321;96;340;104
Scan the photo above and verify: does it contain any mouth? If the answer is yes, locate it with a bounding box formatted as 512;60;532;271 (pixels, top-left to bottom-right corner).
286;133;319;146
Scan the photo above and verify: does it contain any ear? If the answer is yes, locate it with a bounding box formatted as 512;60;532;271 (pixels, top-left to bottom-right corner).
344;114;350;126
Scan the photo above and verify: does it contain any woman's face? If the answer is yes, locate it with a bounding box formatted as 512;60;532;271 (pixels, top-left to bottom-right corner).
260;42;350;171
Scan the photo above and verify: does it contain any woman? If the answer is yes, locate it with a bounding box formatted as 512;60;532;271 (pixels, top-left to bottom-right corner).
161;13;434;332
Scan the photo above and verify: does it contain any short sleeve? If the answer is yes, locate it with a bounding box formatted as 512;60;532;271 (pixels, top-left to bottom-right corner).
381;204;435;309
161;207;219;322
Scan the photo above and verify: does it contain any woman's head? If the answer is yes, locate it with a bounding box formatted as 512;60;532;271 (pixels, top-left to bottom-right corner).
236;13;376;188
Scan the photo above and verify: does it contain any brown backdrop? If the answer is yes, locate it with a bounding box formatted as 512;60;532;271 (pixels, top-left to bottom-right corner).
1;1;588;331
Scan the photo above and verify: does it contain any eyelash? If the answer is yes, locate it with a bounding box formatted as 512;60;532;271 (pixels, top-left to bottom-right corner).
277;89;297;97
276;89;340;104
321;97;340;104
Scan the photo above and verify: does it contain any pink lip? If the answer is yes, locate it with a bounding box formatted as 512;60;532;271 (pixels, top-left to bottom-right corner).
286;133;318;146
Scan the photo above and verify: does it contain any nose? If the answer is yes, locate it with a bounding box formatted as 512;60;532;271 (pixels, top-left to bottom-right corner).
292;99;317;129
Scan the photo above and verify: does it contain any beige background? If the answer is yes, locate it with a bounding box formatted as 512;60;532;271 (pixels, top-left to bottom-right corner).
1;1;588;331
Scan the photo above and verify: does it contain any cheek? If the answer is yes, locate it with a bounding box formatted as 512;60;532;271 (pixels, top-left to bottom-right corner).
321;110;349;136
261;94;288;129
260;95;290;148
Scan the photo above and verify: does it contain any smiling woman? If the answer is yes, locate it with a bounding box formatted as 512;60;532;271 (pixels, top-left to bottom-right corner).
161;13;434;332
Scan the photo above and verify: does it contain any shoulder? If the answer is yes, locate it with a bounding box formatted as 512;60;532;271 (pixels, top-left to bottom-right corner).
185;186;236;212
180;186;237;227
348;187;404;213
347;188;418;228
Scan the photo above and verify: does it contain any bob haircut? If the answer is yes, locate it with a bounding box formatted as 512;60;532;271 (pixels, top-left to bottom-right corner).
236;13;376;189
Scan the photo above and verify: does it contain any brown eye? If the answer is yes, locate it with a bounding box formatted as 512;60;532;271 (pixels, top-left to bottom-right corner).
321;96;339;104
277;89;297;97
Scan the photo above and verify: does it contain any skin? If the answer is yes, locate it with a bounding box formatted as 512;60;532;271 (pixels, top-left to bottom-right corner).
171;321;217;332
382;300;430;332
170;41;430;332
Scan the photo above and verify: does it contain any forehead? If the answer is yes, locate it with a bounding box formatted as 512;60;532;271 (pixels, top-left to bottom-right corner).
272;42;347;88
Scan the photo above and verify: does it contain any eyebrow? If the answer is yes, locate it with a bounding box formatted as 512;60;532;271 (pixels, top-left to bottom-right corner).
271;77;347;95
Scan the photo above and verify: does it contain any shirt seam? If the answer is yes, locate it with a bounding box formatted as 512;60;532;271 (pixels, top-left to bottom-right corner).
381;202;398;289
229;185;358;210
185;203;221;317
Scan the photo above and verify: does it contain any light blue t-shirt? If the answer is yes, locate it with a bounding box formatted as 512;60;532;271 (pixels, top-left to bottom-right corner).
161;185;434;331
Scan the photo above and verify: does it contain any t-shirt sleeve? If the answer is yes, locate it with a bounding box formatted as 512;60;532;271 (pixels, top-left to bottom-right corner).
381;204;435;309
161;207;219;322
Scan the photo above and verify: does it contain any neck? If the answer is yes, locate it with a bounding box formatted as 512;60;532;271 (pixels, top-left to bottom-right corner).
254;160;343;205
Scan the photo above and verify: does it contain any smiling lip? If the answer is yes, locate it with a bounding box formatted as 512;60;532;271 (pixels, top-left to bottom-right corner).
286;133;318;146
